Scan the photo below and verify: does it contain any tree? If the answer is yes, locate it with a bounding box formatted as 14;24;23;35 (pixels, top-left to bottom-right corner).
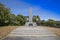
40;20;46;26
33;16;40;22
46;19;56;27
32;16;40;26
55;21;60;28
16;14;26;25
24;16;29;22
0;3;12;26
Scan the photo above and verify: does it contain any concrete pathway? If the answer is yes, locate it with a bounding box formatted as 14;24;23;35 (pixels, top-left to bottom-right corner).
3;26;60;40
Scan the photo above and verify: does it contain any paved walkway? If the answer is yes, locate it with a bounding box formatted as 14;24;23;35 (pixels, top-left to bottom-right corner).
3;26;60;40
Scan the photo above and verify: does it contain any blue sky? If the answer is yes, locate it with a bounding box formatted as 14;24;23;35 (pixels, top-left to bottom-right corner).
0;0;60;20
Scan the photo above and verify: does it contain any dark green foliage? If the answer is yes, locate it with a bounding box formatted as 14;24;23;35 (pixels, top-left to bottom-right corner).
55;21;60;28
33;16;41;26
16;14;26;25
0;3;11;26
39;19;60;28
40;20;47;26
0;3;26;26
33;16;40;22
46;19;55;26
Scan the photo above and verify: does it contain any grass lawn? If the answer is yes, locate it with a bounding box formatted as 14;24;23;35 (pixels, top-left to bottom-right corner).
0;26;18;39
44;26;60;37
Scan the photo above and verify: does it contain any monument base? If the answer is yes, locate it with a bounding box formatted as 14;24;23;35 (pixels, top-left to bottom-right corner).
25;22;37;27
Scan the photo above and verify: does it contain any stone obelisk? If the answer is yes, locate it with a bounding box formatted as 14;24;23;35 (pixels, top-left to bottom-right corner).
25;7;37;27
29;7;32;23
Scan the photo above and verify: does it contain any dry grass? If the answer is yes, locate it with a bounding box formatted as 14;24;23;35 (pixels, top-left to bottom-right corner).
0;26;18;39
44;26;60;37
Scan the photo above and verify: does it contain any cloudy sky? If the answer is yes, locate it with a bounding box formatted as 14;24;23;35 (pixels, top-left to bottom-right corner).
0;0;60;20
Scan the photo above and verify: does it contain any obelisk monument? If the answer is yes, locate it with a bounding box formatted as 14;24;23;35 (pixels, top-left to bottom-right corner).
25;7;37;27
29;7;32;23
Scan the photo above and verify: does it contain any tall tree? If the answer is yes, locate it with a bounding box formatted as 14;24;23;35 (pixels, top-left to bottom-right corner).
16;14;26;25
0;3;13;26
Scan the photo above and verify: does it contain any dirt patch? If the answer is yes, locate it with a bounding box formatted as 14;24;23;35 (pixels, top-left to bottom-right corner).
0;26;19;39
43;26;60;37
